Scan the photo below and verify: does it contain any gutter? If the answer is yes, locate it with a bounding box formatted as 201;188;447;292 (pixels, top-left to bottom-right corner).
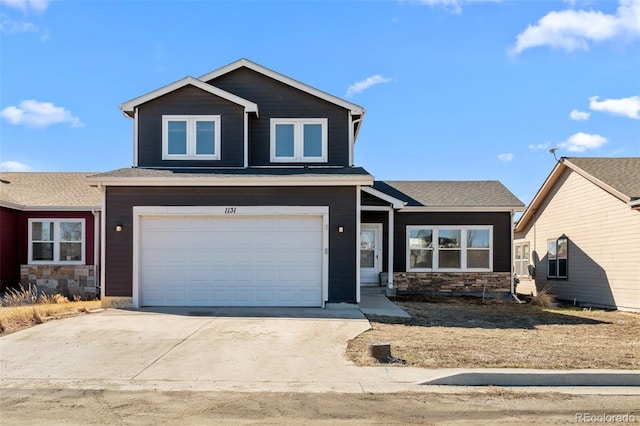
510;209;523;304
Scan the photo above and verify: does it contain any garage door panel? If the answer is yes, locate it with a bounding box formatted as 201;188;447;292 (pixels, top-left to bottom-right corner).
139;214;323;307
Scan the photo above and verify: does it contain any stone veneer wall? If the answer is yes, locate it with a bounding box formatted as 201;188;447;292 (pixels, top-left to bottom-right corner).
393;272;511;294
20;265;98;300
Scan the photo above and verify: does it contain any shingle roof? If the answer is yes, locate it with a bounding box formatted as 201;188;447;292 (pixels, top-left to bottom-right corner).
374;180;524;208
89;167;372;179
0;172;101;209
567;157;640;200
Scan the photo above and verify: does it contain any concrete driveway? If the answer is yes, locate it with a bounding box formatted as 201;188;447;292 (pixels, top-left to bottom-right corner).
0;307;383;392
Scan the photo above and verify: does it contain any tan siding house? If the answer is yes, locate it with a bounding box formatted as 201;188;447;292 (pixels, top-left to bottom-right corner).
515;157;640;312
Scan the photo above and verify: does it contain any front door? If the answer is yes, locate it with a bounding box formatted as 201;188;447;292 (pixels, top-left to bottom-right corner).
360;224;382;285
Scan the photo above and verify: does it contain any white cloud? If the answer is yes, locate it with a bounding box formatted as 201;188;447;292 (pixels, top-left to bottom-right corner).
416;0;501;14
528;142;551;150
589;95;640;119
0;19;38;34
510;0;640;55
559;132;608;152
0;0;50;13
1;100;83;128
0;161;32;172
497;153;514;162
569;109;590;121
346;75;392;97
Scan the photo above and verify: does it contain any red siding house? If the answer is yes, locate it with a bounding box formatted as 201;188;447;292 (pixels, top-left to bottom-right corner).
0;173;101;299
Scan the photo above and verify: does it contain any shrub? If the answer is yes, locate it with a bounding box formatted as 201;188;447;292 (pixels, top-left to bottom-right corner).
1;284;40;306
531;286;555;308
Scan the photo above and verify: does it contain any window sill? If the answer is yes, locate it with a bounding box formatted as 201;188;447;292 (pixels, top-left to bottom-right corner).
407;268;493;273
162;155;220;161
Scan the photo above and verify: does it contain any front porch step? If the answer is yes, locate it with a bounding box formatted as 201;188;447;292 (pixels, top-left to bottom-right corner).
360;286;387;295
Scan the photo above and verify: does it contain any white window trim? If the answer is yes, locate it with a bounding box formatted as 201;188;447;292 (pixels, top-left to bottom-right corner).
28;218;86;265
515;241;530;278
407;225;493;272
162;115;221;160
270;118;328;162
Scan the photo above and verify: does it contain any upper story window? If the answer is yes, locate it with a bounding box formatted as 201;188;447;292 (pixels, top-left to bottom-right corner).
28;219;85;265
547;236;568;279
270;118;327;162
407;226;492;272
162;115;221;160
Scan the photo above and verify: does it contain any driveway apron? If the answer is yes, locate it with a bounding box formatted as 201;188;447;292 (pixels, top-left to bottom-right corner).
0;308;373;391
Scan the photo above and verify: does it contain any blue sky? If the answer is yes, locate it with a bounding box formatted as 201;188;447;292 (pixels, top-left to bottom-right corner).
1;0;639;205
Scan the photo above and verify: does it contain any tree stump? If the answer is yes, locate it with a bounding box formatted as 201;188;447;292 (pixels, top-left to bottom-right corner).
367;342;391;362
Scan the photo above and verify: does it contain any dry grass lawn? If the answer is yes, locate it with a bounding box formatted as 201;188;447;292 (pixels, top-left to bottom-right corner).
348;295;640;369
0;300;102;335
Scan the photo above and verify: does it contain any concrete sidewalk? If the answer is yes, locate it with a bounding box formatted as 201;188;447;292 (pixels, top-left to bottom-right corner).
358;294;411;318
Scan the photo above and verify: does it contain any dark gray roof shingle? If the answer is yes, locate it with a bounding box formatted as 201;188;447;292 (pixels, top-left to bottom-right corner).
567;157;640;200
374;180;524;208
89;167;372;179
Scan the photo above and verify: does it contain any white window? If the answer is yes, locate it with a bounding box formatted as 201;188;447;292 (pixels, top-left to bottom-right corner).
407;226;492;272
162;115;221;160
515;242;530;277
547;236;568;279
270;118;327;162
28;219;85;264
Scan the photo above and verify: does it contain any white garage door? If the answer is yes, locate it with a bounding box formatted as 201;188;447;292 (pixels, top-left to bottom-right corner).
139;215;323;307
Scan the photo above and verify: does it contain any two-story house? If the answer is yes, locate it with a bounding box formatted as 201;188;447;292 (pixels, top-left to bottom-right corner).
88;59;523;309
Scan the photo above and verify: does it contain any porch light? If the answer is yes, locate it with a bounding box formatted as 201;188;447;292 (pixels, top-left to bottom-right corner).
115;224;123;232
338;226;344;233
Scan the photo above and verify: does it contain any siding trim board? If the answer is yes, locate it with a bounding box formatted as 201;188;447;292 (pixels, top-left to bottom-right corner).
89;175;373;187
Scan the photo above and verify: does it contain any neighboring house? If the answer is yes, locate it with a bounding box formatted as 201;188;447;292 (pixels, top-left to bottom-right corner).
514;157;640;312
86;58;524;308
0;173;101;298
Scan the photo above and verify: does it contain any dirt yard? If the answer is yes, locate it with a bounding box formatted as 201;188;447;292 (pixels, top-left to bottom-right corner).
348;295;640;369
1;389;638;425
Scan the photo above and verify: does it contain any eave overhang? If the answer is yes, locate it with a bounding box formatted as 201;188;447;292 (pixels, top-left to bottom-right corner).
86;175;374;187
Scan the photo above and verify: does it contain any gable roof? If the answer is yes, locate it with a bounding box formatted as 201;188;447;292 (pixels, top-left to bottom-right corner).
120;76;259;117
515;157;640;232
0;172;101;211
567;157;640;201
373;180;524;211
199;58;365;115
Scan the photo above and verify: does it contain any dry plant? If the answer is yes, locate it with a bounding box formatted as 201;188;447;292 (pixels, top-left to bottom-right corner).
0;284;101;335
530;286;555;308
1;284;39;306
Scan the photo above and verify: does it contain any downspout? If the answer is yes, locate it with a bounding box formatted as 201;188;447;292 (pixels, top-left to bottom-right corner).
97;182;107;302
510;209;523;303
356;185;361;303
91;208;100;298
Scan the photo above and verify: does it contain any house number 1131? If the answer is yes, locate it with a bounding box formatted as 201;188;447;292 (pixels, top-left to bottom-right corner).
224;207;236;214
